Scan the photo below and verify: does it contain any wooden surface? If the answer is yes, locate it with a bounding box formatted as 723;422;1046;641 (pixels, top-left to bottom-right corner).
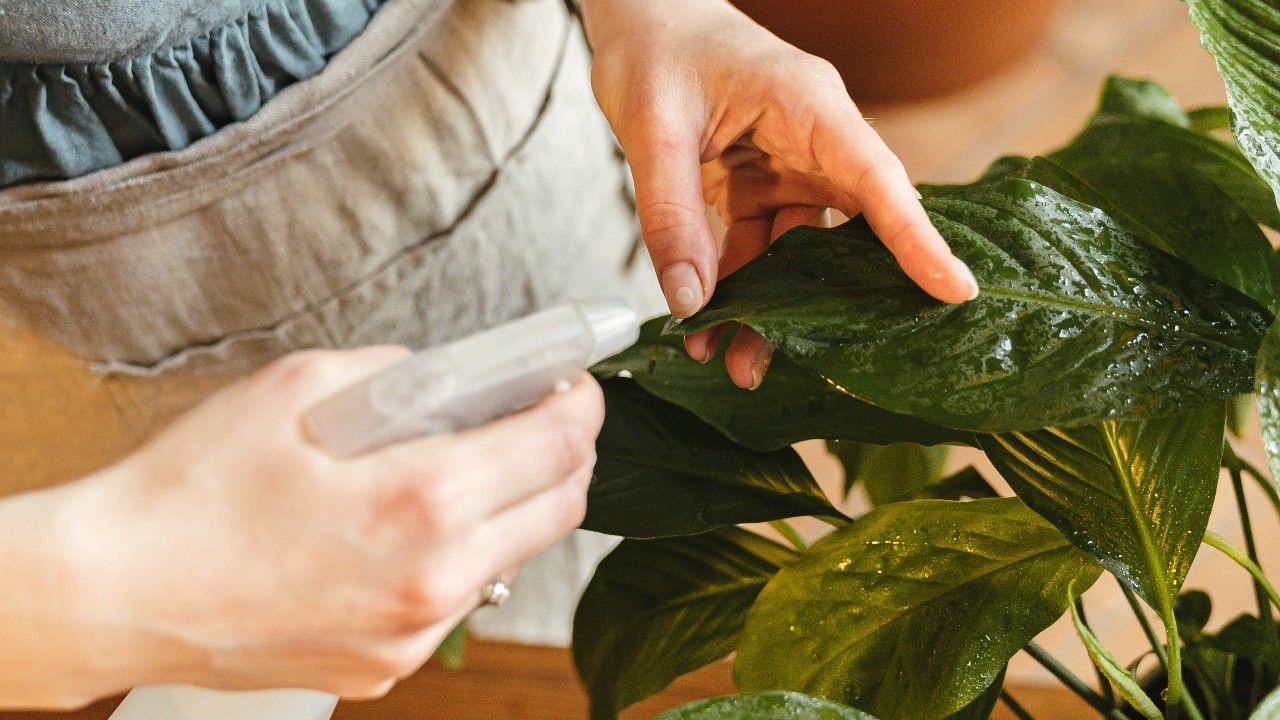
3;641;1090;720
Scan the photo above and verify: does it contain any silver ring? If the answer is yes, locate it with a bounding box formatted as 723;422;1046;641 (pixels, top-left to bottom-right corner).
480;578;512;607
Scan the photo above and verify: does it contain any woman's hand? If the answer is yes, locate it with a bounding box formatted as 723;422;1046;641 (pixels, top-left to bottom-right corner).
582;0;979;389
0;347;603;708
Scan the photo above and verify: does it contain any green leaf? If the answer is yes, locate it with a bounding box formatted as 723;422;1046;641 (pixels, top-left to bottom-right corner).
1038;80;1280;309
587;379;842;538
434;621;467;670
944;667;1005;720
1211;614;1280;665
1188;105;1234;133
1091;76;1190;126
1187;0;1280;213
733;498;1101;720
1230;394;1254;437
652;692;877;720
909;467;1000;502
1176;590;1215;633
1253;686;1280;720
826;440;950;504
1254;318;1280;503
1068;582;1163;720
980;404;1225;614
676;179;1270;432
573;527;796;719
595;318;969;451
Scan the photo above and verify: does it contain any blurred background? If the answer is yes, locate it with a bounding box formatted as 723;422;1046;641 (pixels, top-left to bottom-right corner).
9;0;1274;718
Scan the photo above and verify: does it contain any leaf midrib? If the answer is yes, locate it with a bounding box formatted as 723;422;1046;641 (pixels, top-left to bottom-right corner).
1101;422;1174;616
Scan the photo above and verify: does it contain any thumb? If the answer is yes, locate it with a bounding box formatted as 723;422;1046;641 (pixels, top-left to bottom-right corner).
623;122;717;319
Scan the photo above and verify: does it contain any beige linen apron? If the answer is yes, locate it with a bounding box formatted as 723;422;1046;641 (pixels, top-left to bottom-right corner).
0;0;658;645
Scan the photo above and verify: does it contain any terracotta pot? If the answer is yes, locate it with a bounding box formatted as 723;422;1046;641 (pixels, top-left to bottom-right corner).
731;0;1064;102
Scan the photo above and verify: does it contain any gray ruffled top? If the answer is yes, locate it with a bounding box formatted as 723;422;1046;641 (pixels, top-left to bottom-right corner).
0;0;386;188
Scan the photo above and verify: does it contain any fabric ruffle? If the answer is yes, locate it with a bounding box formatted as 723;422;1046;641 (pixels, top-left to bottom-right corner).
0;0;384;188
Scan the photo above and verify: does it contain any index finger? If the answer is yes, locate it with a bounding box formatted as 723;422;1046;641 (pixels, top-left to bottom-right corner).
810;96;979;304
364;374;604;519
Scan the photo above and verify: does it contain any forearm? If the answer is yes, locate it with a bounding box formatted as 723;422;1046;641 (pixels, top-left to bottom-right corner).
0;467;195;709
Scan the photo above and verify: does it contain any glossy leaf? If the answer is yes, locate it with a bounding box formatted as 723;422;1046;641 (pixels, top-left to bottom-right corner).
587;379;842;538
677;179;1270;432
574;528;796;719
1068;583;1163;720
1039;79;1280;308
944;667;1005;720
928;78;1280;309
734;498;1101;720
826;440;951;505
653;692;877;720
1254;318;1280;503
980;404;1225;614
1188;0;1280;211
595;318;969;451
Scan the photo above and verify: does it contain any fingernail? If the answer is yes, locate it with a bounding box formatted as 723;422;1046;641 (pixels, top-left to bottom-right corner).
951;256;980;301
661;262;705;319
913;187;923;200
749;344;774;390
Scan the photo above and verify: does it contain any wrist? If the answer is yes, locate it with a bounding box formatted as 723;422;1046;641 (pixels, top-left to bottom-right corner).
0;463;203;708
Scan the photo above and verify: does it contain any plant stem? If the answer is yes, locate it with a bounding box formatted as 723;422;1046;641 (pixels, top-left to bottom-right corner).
1204;532;1280;610
1121;585;1169;672
1158;602;1190;715
1225;447;1280;519
1228;462;1280;651
768;520;808;551
1076;596;1116;706
1000;690;1037;720
1024;642;1126;720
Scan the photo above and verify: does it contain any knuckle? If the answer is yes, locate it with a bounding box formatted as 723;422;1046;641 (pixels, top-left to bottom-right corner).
637;198;705;251
558;481;590;532
391;573;464;630
395;476;459;537
546;417;595;476
266;350;345;392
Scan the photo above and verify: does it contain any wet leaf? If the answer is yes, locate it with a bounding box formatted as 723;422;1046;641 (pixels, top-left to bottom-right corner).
1254;318;1280;502
574;528;796;720
677;179;1270;432
826;440;951;504
1038;78;1280;309
586;379;842;538
980;404;1225;616
733;498;1101;720
652;692;877;720
595;318;969;451
1188;0;1280;212
1068;583;1163;720
943;667;1005;720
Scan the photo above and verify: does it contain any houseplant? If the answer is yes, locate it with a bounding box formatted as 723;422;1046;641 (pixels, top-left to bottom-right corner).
573;2;1280;719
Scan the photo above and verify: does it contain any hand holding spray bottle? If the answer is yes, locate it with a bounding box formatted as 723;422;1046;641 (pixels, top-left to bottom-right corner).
110;298;640;720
